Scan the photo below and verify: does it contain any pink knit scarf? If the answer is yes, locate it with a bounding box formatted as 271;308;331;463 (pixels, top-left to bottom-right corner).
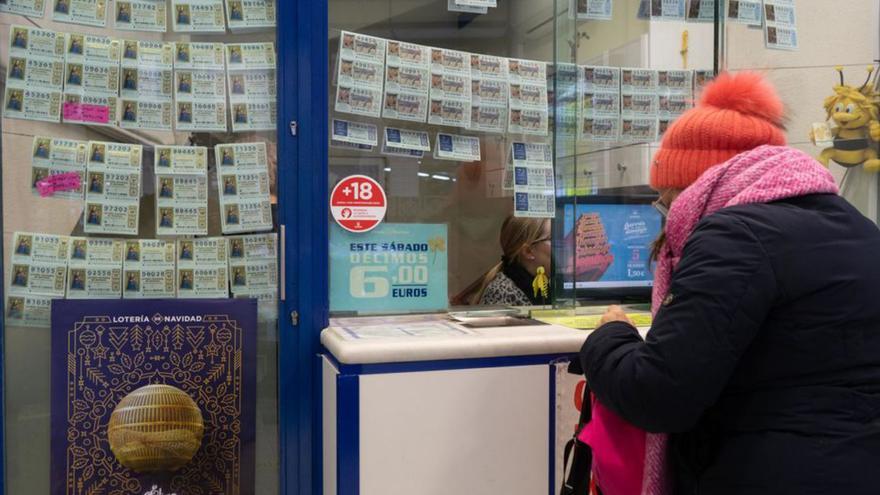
582;145;839;495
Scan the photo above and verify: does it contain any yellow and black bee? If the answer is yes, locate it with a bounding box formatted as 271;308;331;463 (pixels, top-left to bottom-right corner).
813;66;880;171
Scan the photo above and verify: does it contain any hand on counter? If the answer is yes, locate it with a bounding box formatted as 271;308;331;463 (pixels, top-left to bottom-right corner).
598;305;634;328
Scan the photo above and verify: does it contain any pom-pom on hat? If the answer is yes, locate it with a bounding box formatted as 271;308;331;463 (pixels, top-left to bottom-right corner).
650;71;787;190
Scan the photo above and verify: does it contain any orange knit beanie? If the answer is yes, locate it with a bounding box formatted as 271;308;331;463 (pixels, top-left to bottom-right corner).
650;71;788;190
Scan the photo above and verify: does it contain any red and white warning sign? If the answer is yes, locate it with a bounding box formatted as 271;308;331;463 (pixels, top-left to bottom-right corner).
330;175;387;233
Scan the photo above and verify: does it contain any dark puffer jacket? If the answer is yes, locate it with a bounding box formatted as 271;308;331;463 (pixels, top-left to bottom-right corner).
580;194;880;495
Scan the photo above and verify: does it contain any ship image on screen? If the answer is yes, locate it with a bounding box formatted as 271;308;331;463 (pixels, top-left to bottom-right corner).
570;213;614;281
562;201;662;290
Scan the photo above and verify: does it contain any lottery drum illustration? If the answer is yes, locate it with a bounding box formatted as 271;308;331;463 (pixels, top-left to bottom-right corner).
107;384;204;473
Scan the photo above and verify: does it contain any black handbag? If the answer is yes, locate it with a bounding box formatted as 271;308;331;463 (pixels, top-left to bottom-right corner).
560;360;600;495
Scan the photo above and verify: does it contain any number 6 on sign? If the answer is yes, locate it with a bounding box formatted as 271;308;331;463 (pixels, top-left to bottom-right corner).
330;175;387;233
349;266;390;298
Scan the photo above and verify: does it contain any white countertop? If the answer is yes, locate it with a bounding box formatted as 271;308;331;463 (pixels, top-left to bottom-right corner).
321;314;592;365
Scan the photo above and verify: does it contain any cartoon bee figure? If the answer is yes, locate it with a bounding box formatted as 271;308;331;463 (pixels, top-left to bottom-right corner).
812;66;880;171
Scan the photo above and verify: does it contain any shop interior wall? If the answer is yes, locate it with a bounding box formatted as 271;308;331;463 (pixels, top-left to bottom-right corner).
724;0;880;220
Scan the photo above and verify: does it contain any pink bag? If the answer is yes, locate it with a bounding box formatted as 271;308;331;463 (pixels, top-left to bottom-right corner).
578;395;646;495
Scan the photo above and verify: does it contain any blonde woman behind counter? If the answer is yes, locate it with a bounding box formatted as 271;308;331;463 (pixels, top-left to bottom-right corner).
453;216;551;306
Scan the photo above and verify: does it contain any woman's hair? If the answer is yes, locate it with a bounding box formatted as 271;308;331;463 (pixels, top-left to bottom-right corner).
452;215;550;306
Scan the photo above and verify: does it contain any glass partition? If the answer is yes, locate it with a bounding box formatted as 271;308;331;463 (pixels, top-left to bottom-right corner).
0;3;280;493
326;0;721;315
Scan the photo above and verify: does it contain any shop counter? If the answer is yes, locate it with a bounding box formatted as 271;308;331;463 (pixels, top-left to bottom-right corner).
320;314;590;495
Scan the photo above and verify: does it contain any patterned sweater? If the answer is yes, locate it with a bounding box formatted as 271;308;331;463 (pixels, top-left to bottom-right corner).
478;272;531;306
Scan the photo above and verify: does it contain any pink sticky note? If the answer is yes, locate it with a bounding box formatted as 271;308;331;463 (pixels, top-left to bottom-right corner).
81;104;110;124
62;101;83;121
37;172;82;197
62;102;110;124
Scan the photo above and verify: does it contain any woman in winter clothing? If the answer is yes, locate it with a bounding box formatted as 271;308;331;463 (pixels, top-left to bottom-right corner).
579;71;880;495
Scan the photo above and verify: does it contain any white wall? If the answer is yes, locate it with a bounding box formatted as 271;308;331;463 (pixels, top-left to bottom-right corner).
725;0;879;219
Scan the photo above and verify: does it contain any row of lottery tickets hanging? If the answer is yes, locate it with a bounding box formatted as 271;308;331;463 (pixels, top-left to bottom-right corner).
32;139;274;237
4;25;277;132
6;232;279;327
571;0;798;51
0;0;275;33
335;31;553;137
334;31;714;143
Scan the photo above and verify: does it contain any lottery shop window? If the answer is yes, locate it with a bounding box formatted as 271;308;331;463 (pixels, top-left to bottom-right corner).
326;0;725;314
0;8;282;494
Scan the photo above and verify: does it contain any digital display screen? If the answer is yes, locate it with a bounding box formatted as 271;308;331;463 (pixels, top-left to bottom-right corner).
561;202;662;289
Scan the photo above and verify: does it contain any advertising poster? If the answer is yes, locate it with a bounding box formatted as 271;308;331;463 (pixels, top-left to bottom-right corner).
570;0;613;20
228;233;278;320
155;146;209;236
51;0;107;27
215;142;274;234
50;299;256;495
66;237;123;299
763;0;798;50
171;0;226;32
115;1;168;32
122;239;176;298
561;203;662;288
335;32;385;118
83;141;142;236
383;40;430;123
330;223;449;313
177;237;229;298
30;136;87;200
0;0;46;17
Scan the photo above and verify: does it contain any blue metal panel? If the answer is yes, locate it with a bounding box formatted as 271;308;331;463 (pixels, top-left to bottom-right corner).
337;374;360;495
277;0;329;493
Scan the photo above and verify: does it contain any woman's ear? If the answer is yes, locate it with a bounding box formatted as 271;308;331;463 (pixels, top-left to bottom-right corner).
519;244;537;261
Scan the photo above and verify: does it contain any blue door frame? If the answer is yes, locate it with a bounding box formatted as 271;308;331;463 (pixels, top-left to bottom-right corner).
277;1;330;494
